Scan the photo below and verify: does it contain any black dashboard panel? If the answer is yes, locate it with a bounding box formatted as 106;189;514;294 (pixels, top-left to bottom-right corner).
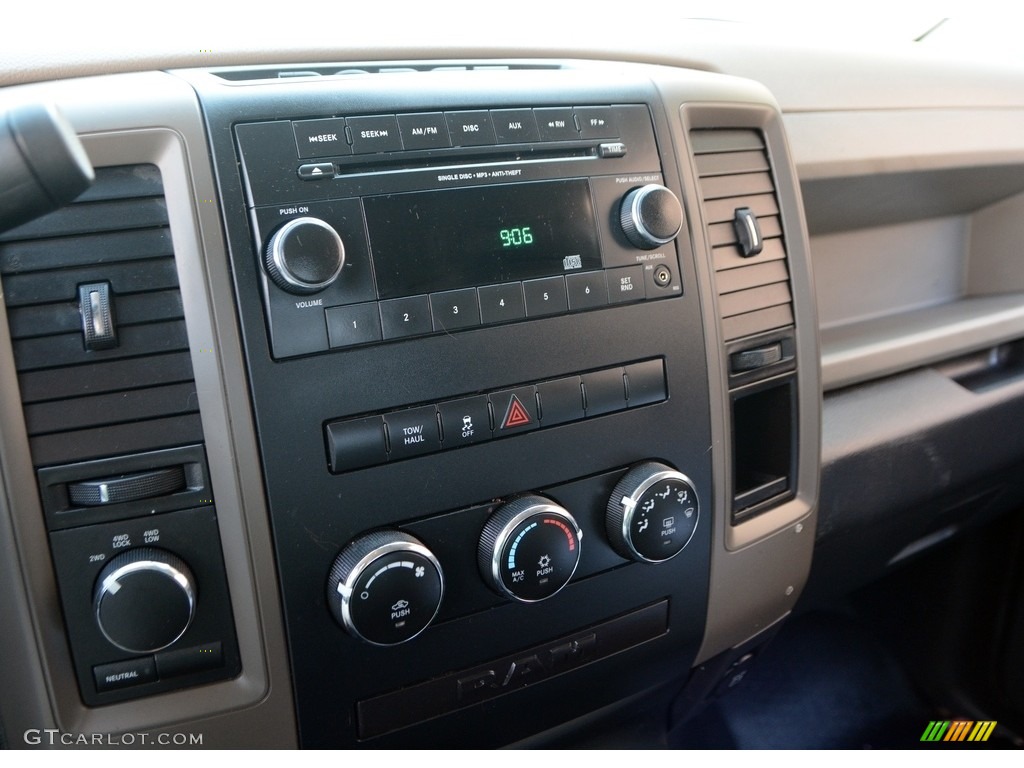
196;70;714;746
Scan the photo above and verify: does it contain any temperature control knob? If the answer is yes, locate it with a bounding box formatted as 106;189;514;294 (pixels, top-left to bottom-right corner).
264;216;345;294
327;531;444;646
479;495;582;603
607;461;699;563
619;184;683;249
94;548;196;654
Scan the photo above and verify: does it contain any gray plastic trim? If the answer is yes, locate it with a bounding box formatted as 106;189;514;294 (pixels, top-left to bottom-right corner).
0;73;296;746
666;90;820;664
821;294;1024;392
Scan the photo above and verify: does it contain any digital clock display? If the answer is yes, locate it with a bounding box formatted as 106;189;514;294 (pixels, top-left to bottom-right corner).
364;179;601;299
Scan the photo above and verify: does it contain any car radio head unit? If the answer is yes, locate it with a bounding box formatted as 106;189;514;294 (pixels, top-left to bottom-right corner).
235;104;685;358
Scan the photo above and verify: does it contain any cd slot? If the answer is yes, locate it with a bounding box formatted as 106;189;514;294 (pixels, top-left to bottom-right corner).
330;141;599;177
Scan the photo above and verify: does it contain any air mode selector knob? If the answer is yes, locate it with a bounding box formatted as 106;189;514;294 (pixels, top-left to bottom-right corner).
327;531;444;646
264;216;345;294
479;495;582;603
607;461;699;563
619;184;684;249
93;547;196;654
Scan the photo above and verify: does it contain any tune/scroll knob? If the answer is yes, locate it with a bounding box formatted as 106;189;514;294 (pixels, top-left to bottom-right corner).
327;531;444;646
619;184;684;249
263;216;345;294
607;461;699;563
479;495;582;603
93;548;196;654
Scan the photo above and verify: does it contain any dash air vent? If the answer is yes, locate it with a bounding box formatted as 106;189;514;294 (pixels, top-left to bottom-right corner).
690;129;794;343
0;164;202;469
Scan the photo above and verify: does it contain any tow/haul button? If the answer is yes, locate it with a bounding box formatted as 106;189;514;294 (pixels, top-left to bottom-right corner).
478;495;582;602
327;531;444;646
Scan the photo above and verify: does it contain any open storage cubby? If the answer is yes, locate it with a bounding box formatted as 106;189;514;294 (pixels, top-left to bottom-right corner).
802;164;1024;391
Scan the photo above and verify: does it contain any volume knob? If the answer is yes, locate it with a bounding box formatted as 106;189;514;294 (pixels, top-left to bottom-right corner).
264;216;345;294
619;184;683;249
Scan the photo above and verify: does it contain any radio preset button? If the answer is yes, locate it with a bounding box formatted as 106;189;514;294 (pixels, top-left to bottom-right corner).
535;108;579;141
398;113;451;150
575;107;618;139
384;406;441;460
491;109;541;144
607;266;646;303
380;295;433;339
438;396;492;448
523;276;568;317
445;111;496;147
430;289;481;332
293;118;350;158
326;303;383;348
348;115;403;154
478;282;526;325
566;271;610;311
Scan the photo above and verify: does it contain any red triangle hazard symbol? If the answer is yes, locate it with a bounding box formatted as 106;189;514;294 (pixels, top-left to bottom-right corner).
502;395;532;429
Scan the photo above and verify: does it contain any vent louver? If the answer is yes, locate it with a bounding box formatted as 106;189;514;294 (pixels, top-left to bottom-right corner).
0;164;202;468
691;129;794;342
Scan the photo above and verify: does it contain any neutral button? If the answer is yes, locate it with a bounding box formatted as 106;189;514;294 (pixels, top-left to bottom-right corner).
430;288;481;332
93;656;157;693
439;395;492;448
523;276;568;317
583;367;628;416
325;416;387;473
348;115;403;153
478;282;526;325
607;266;646;303
575;107;618;139
490;386;539;435
384;405;441;460
398;113;451;150
326;303;383;348
565;271;609;311
293;118;350;158
535;108;578;141
297;163;335;180
380;295;433;339
491;109;541;143
537;376;584;427
445;111;496;146
626;360;667;407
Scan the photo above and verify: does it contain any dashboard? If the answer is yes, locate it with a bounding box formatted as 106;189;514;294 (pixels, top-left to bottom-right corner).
1;21;1023;749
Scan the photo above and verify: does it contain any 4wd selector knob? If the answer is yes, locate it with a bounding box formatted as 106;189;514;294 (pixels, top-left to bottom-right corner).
327;531;444;646
479;495;582;603
607;461;699;563
264;216;345;294
619;184;683;249
94;547;196;653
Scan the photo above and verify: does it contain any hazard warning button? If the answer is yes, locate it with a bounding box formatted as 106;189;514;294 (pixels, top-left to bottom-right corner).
490;387;539;434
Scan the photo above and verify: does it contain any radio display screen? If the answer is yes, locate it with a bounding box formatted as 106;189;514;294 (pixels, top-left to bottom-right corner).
364;179;602;299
